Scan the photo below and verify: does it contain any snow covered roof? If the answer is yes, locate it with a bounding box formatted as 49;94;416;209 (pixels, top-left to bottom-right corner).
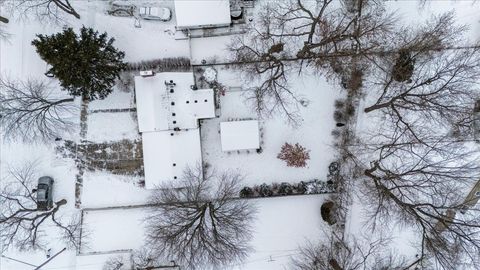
142;129;202;189
174;0;231;29
134;72;215;133
220;120;260;151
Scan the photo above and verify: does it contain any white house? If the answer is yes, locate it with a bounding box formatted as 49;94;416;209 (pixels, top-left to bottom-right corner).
134;72;216;189
174;0;231;29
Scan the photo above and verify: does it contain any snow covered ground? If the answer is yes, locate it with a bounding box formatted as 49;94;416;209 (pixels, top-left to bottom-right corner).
2;0;480;269
201;72;342;186
86;111;139;142
88;87;134;111
81;172;148;208
80;194;329;269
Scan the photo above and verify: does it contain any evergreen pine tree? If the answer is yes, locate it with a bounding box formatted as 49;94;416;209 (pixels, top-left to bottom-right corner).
32;27;126;100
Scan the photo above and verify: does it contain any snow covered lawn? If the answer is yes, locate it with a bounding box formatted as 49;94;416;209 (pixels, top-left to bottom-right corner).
201;73;343;186
86;112;139;142
81;208;146;254
81;171;149;208
80;194;329;269
234;195;329;270
88;87;134;111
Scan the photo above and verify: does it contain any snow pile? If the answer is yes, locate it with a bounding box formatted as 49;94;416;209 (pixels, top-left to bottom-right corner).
203;67;217;83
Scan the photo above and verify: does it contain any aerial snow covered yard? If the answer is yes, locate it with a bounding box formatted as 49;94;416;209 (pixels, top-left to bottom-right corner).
1;0;480;270
201;74;341;186
80;195;328;269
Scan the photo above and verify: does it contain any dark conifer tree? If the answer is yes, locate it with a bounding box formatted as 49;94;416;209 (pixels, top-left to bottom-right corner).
32;27;126;100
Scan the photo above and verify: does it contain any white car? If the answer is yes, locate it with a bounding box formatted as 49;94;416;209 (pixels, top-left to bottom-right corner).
138;6;171;21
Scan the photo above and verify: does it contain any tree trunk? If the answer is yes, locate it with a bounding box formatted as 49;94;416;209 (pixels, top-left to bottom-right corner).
0;16;9;24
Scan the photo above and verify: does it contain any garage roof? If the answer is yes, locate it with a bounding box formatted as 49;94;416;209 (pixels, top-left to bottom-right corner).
174;0;231;29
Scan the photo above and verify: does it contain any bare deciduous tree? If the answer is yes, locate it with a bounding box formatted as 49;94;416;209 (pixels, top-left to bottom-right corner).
291;233;408;270
364;23;480;143
356;135;480;269
352;13;480;267
103;255;129;270
144;166;256;269
0;161;80;251
0;77;78;142
0;0;80;23
228;0;396;122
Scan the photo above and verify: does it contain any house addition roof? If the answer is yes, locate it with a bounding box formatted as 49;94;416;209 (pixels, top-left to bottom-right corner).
141;129;202;189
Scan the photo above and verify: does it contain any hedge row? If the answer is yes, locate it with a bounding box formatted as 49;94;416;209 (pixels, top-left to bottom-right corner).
126;57;191;72
239;179;336;198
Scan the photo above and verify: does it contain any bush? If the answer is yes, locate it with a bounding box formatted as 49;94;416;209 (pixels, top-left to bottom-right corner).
331;129;341;138
321;201;337;225
333;110;345;122
277;143;310;168
346;68;363;91
345;103;355;117
126;57;191;72
277;182;293;195
240;187;254;198
256;183;273;197
328;162;340;175
239;180;333;198
334;99;345;109
295;181;307;194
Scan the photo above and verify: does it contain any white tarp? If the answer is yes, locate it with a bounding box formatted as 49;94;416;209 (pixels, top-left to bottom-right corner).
220;120;260;151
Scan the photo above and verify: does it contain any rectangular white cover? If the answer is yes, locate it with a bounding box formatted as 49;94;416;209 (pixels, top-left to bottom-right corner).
174;0;231;29
220;120;260;151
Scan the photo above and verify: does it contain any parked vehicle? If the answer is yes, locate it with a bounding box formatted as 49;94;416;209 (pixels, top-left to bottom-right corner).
107;1;136;17
37;176;54;211
138;6;171;21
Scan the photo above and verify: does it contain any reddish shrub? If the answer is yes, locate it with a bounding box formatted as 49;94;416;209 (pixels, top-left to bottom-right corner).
277;143;310;167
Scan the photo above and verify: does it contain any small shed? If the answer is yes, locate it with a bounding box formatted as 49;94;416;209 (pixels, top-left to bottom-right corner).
174;0;231;29
220;120;260;151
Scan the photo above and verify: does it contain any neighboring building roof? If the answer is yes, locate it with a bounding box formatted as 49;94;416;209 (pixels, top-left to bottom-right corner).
142;129;202;189
134;72;215;133
220;120;260;151
174;0;231;29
